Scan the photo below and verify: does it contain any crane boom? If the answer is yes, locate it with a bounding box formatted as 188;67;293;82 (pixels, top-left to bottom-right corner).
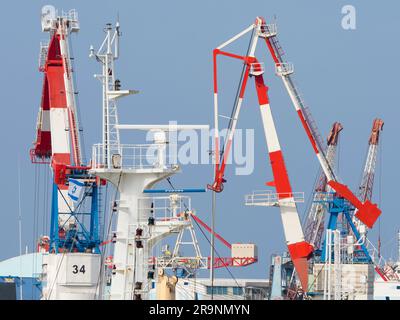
359;118;384;202
262;22;382;229
304;122;343;249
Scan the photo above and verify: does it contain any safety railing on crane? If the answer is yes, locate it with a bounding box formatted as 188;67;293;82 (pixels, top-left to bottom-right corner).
61;9;80;32
245;191;305;207
275;62;294;76
259;23;278;38
39;41;49;72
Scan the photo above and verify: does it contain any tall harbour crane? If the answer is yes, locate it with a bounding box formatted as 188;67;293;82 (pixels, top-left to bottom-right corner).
209;17;313;291
31;6;101;299
353;119;384;235
208;17;384;292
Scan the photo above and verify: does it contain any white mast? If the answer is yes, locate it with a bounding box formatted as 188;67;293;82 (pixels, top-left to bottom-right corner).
90;22;138;168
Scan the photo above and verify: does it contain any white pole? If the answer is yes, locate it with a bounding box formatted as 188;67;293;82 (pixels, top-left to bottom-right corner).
398;229;400;263
17;155;23;300
210;191;216;300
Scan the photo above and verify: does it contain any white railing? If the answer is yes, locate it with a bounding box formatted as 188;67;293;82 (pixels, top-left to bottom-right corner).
66;9;79;32
92;143;177;170
260;23;277;37
153;256;208;271
313;191;335;203
275;62;294;76
245;190;304;207
137;195;192;222
39;41;49;71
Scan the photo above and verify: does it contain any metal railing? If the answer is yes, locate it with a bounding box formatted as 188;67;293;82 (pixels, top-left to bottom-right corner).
92;143;177;170
275;62;294;76
137;195;192;222
39;41;49;71
245;190;304;207
260;23;277;38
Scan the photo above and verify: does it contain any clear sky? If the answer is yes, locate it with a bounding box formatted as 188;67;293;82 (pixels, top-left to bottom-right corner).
0;0;399;280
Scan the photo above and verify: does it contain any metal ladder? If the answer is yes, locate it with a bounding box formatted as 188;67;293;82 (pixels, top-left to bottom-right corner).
269;35;326;157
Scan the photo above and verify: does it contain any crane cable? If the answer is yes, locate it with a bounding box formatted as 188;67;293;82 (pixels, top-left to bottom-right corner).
378;136;383;258
220;27;255;160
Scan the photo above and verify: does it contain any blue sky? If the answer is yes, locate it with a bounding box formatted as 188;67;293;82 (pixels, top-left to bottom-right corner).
0;0;399;280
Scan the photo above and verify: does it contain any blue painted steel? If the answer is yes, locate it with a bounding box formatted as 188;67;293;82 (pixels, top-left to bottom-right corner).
49;172;102;254
0;277;42;300
316;194;352;262
50;182;59;253
315;192;373;264
343;210;373;264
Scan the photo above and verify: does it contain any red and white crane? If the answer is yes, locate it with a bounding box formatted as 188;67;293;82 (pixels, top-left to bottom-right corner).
261;19;382;230
30;6;103;300
304;122;343;249
352;119;384;234
32;7;83;230
208;17;313;291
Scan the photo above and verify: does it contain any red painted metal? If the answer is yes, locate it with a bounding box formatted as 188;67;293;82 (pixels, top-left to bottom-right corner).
191;214;231;249
209;257;257;269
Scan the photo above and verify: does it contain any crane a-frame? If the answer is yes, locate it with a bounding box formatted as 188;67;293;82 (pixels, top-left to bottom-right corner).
208;17;313;290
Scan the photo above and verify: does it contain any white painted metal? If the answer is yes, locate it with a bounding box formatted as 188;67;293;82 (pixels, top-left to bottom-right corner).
90;22;137;169
116;124;209;131
49;108;71;155
42;253;101;300
333;231;342;300
245;191;304;207
156;206;208;277
216;24;254;50
259;103;282;153
92;163;180;300
231;244;258;259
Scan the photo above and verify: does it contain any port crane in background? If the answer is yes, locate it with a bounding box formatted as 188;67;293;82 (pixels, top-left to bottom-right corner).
31;6;102;299
209;17;313;291
352;119;384;235
303;122;343;251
